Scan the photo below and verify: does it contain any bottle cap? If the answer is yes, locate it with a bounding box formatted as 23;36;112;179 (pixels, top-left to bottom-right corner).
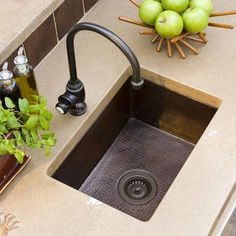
0;62;13;80
14;47;28;65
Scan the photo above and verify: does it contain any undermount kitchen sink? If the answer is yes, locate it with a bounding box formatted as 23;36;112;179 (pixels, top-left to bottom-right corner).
51;75;220;221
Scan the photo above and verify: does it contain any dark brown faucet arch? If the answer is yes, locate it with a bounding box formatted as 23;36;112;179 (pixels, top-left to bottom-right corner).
56;22;143;116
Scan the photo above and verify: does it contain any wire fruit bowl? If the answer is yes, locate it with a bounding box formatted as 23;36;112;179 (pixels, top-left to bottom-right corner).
119;0;236;59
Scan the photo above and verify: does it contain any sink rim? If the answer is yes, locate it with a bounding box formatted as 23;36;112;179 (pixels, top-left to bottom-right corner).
47;68;222;177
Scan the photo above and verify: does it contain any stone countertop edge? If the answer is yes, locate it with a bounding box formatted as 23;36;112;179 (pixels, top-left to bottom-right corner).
211;185;236;235
0;0;236;235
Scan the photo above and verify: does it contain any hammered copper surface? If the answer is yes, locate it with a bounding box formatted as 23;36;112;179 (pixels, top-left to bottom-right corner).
52;79;217;221
132;80;217;144
53;81;130;189
80;118;194;221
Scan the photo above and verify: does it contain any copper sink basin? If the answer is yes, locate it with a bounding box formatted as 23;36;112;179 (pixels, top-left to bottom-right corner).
50;76;219;221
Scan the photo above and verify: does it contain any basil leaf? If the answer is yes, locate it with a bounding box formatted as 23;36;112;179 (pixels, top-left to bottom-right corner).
7;117;21;129
25;116;38;129
19;98;29;112
5;97;15;109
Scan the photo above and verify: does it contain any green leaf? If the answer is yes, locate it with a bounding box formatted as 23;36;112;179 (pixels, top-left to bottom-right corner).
22;128;31;145
30;95;39;103
29;129;40;148
0;124;7;133
13;130;23;146
0;143;7;154
39;96;47;106
19;98;29;112
4;97;15;109
39;116;49;130
0;95;56;163
4;140;15;154
30;129;38;141
47;137;56;146
44;146;51;156
41;109;52;120
25;132;31;146
7;117;21;129
27;104;40;113
41;132;54;139
25;116;38;129
14;150;24;164
0;110;5;119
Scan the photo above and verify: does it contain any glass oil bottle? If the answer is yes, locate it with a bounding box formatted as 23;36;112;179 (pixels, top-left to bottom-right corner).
14;47;39;102
0;62;21;108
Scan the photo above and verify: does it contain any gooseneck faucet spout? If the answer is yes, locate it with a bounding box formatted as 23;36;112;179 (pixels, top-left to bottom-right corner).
56;22;144;116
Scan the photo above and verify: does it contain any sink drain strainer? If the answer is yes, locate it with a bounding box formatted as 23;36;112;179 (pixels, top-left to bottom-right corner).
118;170;157;205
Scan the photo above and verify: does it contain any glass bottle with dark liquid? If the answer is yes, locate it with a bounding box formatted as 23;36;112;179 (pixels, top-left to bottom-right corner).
0;62;21;108
14;47;39;103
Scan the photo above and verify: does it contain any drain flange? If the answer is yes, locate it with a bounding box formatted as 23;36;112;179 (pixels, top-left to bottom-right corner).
118;170;157;205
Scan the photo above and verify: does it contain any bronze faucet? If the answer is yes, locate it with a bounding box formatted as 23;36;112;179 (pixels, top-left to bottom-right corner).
56;22;143;116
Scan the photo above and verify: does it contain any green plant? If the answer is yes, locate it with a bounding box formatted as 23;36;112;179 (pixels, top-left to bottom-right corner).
0;96;56;163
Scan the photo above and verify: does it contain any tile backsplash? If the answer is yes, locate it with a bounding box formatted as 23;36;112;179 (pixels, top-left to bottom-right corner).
54;0;84;40
1;0;99;70
84;0;99;12
24;14;58;68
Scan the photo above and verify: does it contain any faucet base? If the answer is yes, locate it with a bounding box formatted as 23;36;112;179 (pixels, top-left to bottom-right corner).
131;78;144;90
69;102;87;116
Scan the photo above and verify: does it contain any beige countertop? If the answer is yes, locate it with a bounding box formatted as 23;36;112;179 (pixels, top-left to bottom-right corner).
0;0;63;64
1;0;236;235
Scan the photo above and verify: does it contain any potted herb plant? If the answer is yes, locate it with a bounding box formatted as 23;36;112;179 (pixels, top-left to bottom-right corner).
0;96;56;193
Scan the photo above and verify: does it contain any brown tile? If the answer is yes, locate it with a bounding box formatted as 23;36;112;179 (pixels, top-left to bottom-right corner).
0;46;22;72
24;14;57;68
84;0;99;12
54;0;84;40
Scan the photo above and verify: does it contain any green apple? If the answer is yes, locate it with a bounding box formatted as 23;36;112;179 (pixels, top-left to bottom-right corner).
182;7;209;33
162;0;189;13
189;0;213;16
139;0;163;25
155;10;183;38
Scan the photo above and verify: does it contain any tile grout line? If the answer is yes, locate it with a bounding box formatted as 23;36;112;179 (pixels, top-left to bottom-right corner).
82;0;86;14
52;13;60;43
3;0;96;70
32;0;86;70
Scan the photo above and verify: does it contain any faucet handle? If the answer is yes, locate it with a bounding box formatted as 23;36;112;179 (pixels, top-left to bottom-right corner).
56;91;87;116
56;103;68;115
